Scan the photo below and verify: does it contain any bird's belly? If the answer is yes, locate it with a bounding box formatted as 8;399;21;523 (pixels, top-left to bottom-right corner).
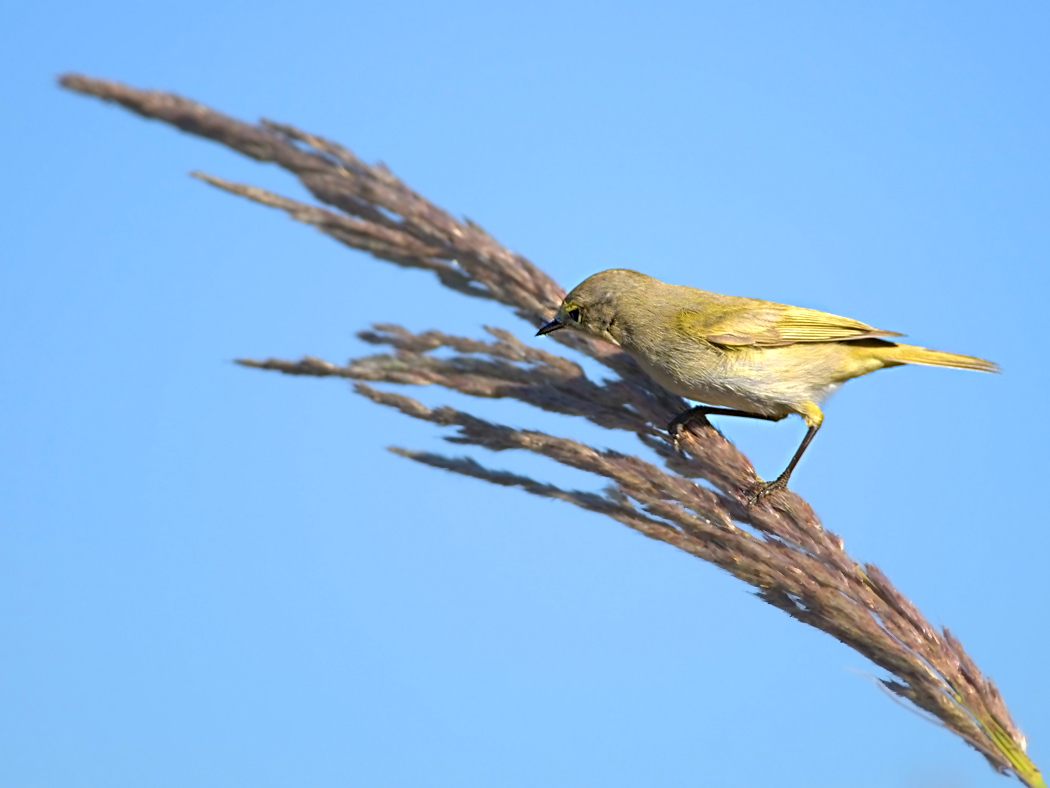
632;344;844;418
672;373;809;417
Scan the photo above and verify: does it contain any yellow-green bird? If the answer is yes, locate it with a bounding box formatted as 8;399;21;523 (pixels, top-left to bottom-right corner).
536;269;998;500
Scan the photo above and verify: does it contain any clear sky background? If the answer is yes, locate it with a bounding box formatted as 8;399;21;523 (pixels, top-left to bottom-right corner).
2;2;1048;786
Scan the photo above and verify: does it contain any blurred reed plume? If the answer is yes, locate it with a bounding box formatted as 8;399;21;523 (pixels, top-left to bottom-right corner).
60;74;1043;787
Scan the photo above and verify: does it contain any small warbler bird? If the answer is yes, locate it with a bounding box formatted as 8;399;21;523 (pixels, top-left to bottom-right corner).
536;269;998;500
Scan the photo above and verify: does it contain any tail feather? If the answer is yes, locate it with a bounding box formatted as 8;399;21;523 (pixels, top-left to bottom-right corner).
880;344;1000;373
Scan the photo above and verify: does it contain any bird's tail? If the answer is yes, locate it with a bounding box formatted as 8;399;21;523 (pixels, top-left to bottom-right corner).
877;343;1000;373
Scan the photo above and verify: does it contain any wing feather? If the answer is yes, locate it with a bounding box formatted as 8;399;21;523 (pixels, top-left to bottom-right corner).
676;301;904;348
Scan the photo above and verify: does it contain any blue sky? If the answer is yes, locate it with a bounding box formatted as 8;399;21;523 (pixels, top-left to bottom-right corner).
3;2;1049;786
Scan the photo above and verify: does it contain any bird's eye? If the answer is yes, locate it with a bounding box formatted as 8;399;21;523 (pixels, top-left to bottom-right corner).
568;308;582;323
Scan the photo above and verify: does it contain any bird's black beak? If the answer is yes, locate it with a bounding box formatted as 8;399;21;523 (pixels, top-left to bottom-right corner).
536;318;564;337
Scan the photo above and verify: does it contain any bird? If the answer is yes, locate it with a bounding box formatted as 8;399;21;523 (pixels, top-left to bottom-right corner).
536;269;998;501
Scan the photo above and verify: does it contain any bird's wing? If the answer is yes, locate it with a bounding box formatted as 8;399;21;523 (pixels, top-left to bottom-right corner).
676;301;904;348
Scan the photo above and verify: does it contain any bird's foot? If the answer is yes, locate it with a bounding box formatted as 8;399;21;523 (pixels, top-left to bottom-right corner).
746;477;789;507
668;407;704;453
670;423;686;453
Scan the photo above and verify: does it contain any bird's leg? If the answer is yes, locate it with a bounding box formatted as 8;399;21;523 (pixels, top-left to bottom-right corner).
668;406;783;452
748;404;824;505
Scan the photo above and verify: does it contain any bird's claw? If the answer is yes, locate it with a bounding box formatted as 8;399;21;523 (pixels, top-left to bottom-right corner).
669;425;685;453
746;477;788;507
667;407;703;454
